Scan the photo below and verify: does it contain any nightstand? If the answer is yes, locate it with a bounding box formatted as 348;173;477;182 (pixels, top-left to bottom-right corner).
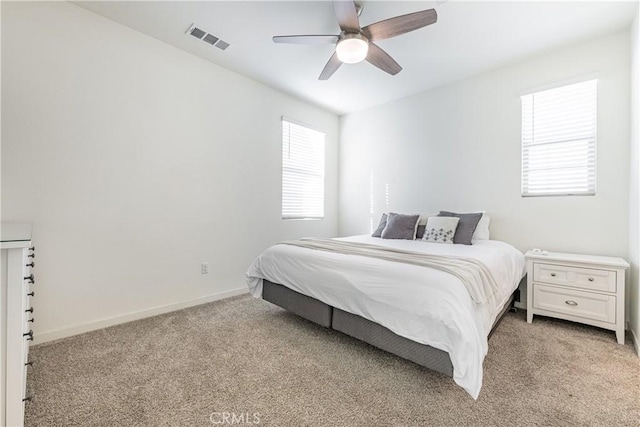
525;250;629;344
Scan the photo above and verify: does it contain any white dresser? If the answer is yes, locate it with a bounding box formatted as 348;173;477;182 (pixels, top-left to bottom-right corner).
1;223;35;427
526;250;629;344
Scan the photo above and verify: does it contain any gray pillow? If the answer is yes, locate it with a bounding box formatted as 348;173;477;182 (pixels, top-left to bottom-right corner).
438;211;483;245
381;213;420;240
416;224;426;239
371;213;388;237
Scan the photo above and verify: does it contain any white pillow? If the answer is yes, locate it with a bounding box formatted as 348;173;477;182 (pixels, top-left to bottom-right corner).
422;217;459;244
472;213;491;241
418;212;437;226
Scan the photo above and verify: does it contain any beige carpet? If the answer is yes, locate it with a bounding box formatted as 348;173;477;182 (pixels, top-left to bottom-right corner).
26;295;639;426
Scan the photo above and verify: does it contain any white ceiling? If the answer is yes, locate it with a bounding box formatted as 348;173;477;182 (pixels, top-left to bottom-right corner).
74;1;638;114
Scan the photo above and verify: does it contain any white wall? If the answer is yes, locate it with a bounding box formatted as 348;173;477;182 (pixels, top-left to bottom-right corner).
629;7;640;354
340;32;630;262
1;2;339;342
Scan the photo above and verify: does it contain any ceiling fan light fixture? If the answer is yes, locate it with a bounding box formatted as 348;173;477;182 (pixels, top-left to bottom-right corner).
335;34;369;64
273;1;438;79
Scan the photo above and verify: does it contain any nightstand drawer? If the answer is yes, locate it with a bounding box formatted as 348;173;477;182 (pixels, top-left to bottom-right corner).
533;284;616;323
533;263;616;292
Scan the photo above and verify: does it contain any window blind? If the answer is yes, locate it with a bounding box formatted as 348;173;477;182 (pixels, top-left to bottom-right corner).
521;79;597;197
282;119;325;219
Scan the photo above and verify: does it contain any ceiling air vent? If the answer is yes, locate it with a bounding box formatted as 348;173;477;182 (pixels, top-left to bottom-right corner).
202;34;219;46
189;26;206;40
186;24;230;51
214;40;230;51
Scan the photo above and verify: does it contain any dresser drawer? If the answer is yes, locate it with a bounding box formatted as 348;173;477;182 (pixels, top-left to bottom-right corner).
533;263;616;292
533;284;616;323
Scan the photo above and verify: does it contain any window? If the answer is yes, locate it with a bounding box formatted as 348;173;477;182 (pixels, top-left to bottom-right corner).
521;79;597;197
282;118;325;219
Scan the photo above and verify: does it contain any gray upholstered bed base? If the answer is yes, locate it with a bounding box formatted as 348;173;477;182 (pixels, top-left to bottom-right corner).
262;280;515;378
262;279;333;327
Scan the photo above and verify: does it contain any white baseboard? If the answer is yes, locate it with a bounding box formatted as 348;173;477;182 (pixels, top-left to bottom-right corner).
631;326;640;357
33;287;248;345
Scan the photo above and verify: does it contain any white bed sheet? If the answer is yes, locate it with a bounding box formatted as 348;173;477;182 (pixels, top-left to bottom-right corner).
246;235;525;399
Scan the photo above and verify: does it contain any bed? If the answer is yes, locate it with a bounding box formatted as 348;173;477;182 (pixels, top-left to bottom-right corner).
246;234;525;399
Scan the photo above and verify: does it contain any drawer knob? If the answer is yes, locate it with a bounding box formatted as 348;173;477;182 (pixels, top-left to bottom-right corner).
25;307;33;314
28;253;35;259
23;330;33;341
588;277;594;282
26;261;34;268
28;291;34;297
22;396;31;403
565;300;578;306
550;273;556;277
25;361;33;367
24;274;35;284
28;318;34;323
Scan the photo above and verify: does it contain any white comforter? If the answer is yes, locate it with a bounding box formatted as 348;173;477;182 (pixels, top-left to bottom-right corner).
246;235;525;399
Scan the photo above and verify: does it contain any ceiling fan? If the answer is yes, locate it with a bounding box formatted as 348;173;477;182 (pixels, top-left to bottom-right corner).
273;1;438;80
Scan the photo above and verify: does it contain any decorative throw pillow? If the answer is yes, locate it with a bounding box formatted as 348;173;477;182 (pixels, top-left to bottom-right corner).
371;213;388;237
421;217;460;244
415;213;437;239
438;211;483;245
380;213;420;240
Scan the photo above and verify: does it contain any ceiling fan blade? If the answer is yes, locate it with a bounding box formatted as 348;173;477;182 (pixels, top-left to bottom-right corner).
366;43;402;76
362;9;437;41
319;52;343;80
333;0;360;33
273;35;340;45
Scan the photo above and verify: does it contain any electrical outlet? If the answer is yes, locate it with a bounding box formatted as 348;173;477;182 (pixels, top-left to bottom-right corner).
201;262;209;274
